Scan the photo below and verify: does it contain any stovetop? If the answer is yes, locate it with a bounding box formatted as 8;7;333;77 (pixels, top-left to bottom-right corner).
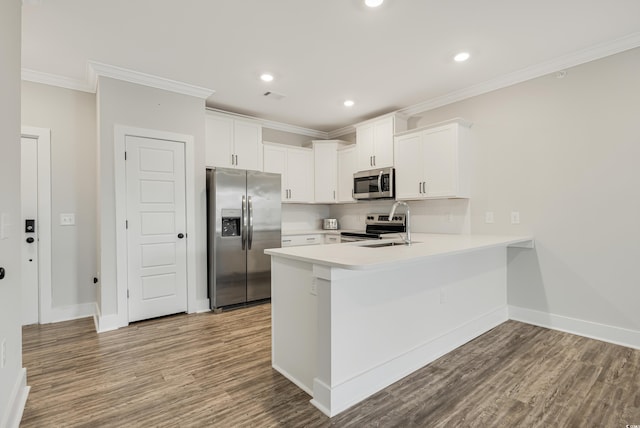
341;213;406;238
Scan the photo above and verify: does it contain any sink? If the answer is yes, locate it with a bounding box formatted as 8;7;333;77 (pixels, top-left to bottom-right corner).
361;241;420;248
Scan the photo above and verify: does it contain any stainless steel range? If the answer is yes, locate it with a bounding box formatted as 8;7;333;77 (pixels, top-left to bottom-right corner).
340;213;406;242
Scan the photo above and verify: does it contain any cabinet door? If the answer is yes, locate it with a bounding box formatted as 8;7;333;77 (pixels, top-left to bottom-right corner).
287;148;313;203
372;117;394;168
337;146;356;202
394;133;424;200
263;144;288;200
422;125;458;198
205;115;234;167
234;120;261;171
356;124;375;171
314;143;337;203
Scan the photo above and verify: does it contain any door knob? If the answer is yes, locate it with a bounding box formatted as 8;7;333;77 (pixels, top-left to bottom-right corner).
177;233;185;239
26;237;35;243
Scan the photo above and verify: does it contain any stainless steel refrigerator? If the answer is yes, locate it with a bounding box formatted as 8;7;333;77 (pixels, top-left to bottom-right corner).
207;168;281;309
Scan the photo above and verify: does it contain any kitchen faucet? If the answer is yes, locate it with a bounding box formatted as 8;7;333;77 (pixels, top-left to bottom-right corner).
389;201;411;245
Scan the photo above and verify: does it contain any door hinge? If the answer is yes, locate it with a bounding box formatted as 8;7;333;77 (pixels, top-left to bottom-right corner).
127;289;129;298
126;220;128;229
124;151;127;160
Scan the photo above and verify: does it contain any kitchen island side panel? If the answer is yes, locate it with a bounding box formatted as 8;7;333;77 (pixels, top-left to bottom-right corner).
271;257;317;395
270;245;510;417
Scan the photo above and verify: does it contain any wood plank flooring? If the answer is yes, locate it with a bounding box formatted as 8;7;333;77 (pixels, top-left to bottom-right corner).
21;304;640;427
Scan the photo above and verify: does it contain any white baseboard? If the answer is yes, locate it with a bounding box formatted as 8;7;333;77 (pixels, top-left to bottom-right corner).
194;298;211;313
2;367;30;428
312;306;508;417
508;305;640;350
47;302;95;324
272;363;314;396
93;302;123;333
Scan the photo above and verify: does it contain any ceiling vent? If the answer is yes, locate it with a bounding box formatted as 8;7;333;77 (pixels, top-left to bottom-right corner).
263;91;286;100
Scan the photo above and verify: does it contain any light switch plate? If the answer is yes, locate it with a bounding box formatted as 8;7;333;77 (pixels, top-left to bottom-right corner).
60;213;76;226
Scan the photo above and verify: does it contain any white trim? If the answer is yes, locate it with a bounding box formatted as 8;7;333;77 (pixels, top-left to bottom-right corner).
273;363;314;396
328;125;356;139
508;305;640;351
206;108;328;139
113;125;198;330
21;68;95;93
20;127;53;324
89;61;215;99
47;302;95;324
1;368;30;428
93;302;121;333
311;306;508;417
399;32;640;118
195;299;212;313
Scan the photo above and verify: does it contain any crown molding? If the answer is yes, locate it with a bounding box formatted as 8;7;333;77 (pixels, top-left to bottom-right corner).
21;68;95;93
206;108;329;139
88;61;215;99
398;32;640;118
328;125;356;139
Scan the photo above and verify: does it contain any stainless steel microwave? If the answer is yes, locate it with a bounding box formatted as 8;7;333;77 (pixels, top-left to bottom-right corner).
353;167;395;200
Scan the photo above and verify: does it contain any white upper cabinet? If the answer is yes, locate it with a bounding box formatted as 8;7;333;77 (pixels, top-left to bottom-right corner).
394;120;472;200
313;140;350;204
263;142;314;203
205;112;262;170
355;115;407;171
337;145;357;203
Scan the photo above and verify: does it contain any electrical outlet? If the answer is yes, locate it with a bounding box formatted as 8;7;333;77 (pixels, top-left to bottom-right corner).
446;213;453;223
511;211;520;225
485;211;494;224
1;339;6;368
310;278;317;296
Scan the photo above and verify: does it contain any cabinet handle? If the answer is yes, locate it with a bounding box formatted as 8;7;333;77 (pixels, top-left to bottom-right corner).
306;237;316;241
333;190;336;200
231;154;235;165
373;155;376;166
419;182;422;194
423;181;426;194
370;156;373;167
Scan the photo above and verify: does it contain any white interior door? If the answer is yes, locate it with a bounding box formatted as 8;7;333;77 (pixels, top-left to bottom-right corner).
126;135;187;322
21;136;39;325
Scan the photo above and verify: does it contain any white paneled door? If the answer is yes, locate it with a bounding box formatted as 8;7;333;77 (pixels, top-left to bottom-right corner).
126;136;187;322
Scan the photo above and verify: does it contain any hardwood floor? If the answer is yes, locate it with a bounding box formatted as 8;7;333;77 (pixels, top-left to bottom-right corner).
21;304;640;427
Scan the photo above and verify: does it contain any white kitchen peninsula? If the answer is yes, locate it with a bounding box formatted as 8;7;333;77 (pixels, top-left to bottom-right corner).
265;234;534;417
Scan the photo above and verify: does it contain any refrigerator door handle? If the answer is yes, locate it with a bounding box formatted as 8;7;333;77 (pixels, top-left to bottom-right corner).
241;195;247;250
247;196;254;250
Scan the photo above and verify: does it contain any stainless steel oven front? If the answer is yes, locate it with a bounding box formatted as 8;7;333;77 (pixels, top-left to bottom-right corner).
353;167;395;200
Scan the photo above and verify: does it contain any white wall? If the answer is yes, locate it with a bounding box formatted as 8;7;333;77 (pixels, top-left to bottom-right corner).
96;77;207;319
0;0;27;425
21;82;97;312
408;48;640;337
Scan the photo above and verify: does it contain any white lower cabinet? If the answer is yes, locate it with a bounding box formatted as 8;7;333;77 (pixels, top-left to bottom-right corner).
263;142;314;203
281;234;324;247
394;121;471;200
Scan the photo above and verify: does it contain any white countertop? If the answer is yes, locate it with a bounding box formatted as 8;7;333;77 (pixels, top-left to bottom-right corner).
265;233;534;270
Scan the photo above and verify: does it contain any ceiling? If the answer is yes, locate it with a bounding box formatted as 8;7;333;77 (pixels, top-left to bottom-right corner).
21;0;640;133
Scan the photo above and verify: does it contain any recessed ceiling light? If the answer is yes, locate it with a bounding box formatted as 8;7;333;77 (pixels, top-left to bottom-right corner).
365;0;384;8
344;100;355;107
260;73;274;82
454;52;470;62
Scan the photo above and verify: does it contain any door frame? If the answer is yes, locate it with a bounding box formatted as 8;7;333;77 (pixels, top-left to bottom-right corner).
20;126;52;323
114;125;197;327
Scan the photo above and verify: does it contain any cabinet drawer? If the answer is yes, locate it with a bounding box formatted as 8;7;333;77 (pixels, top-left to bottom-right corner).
324;235;340;244
281;234;324;247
